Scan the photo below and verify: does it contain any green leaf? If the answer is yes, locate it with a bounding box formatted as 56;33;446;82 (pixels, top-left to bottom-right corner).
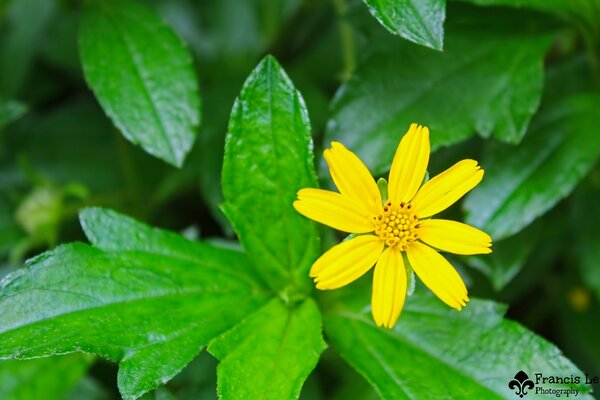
326;6;552;176
465;94;600;240
79;0;201;167
0;99;26;129
222;56;320;295
0;354;91;400
79;207;260;284
208;298;326;400
324;291;593;399
0;209;268;399
362;0;446;50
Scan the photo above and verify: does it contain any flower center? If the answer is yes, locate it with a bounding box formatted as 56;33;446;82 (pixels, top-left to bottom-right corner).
374;201;420;250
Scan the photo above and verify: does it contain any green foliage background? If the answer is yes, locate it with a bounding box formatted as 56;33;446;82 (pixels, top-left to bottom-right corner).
1;0;600;399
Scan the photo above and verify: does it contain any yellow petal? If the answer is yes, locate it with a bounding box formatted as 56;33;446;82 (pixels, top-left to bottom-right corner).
294;188;375;233
412;159;483;218
310;235;383;290
406;241;469;310
388;124;430;205
371;247;406;329
418;219;492;255
324;142;382;215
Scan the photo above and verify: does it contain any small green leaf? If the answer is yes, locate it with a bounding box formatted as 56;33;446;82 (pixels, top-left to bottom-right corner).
362;0;446;50
0;99;26;129
0;355;92;400
0;209;268;399
222;56;320;295
465;94;600;240
326;6;552;176
79;0;201;167
208;298;326;400
325;291;593;399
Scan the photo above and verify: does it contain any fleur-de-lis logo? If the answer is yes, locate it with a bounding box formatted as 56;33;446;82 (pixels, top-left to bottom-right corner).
508;370;535;397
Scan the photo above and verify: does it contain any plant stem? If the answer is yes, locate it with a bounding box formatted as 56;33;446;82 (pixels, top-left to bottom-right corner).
114;129;144;216
331;0;356;81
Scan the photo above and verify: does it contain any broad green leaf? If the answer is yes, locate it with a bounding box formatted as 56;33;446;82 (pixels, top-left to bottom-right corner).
79;207;260;284
0;354;91;400
571;177;600;301
0;99;26;129
208;298;325;400
222;56;319;295
466;222;541;290
79;0;201;167
324;290;593;399
0;0;56;96
362;0;445;50
464;94;600;240
326;6;552;176
0;210;268;399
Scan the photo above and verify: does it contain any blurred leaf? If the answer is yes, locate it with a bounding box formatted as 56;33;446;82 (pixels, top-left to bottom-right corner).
222;56;319;295
66;376;112;400
0;354;91;400
362;0;445;50
556;289;600;396
466;222;541;290
41;7;81;76
465;94;600;240
324;291;593;399
571;176;600;301
0;196;23;258
0;208;268;399
0;100;120;193
140;387;178;400
14;184;85;246
164;352;217;400
0;98;26;129
79;0;201;167
326;6;552;176
155;0;298;76
208;298;326;400
458;0;600;39
197;79;244;236
0;0;56;96
543;54;593;103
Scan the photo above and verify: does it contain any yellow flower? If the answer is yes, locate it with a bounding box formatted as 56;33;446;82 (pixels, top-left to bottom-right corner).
293;124;492;328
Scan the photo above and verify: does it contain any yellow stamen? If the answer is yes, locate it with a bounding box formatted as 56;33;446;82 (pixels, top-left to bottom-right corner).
374;201;420;250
